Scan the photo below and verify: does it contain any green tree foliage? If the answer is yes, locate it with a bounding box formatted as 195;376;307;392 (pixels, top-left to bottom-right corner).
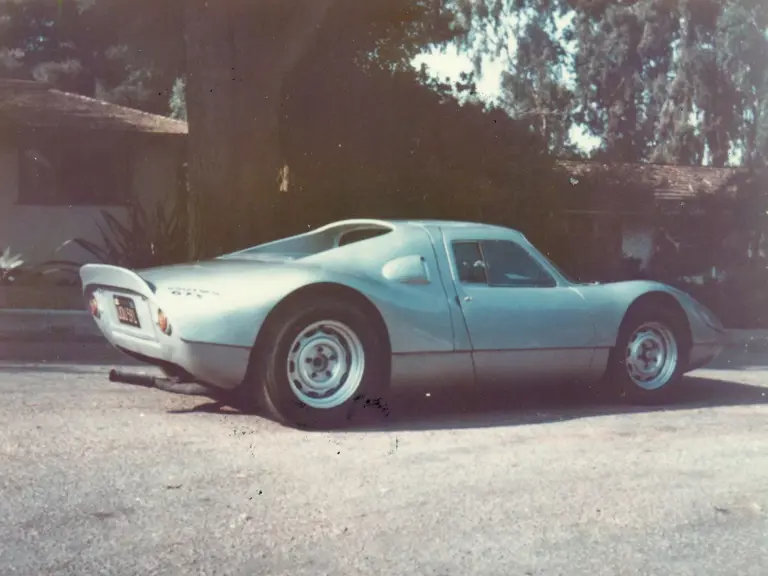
717;0;768;167
500;3;576;156
168;76;186;121
0;0;183;114
455;0;768;166
570;0;672;162
0;0;98;93
4;0;766;168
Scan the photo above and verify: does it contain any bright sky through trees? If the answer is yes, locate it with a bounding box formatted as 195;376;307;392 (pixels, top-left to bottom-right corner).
413;11;601;155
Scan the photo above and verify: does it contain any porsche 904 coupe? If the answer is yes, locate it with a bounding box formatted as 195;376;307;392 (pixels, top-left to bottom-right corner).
80;219;725;428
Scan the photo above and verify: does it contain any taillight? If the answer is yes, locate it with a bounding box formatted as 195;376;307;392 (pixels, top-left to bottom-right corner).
157;309;172;335
89;296;100;318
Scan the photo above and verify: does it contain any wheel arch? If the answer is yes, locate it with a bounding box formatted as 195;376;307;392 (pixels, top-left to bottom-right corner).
618;291;693;350
245;282;393;382
599;290;693;384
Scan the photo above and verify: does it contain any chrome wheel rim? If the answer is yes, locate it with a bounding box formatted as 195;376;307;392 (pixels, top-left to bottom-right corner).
286;320;365;409
625;321;678;391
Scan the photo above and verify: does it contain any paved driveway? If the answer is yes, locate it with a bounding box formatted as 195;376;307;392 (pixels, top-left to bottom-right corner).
0;342;766;575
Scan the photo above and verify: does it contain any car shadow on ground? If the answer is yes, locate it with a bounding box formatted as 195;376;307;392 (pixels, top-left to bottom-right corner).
350;376;768;432
8;341;761;432
167;374;768;432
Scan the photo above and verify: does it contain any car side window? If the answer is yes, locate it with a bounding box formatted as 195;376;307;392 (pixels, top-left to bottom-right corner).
480;240;555;287
452;242;488;284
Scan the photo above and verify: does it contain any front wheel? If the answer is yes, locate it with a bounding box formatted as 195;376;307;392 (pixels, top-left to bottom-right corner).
608;305;688;404
251;296;389;429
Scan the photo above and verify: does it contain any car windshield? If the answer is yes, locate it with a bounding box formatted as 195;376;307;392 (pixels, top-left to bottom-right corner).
525;242;577;284
543;254;578;284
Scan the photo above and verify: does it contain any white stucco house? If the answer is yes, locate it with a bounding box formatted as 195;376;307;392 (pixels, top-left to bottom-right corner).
0;79;187;266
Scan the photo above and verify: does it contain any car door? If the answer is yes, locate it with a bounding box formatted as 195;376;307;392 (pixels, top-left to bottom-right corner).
443;228;598;384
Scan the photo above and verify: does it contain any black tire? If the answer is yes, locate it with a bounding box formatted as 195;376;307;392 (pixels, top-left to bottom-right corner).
247;296;389;429
607;303;689;405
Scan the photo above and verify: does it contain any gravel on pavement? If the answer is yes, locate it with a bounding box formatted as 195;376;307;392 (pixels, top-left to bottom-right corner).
0;342;766;576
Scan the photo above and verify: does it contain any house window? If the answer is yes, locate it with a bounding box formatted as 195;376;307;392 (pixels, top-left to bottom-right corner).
17;130;131;205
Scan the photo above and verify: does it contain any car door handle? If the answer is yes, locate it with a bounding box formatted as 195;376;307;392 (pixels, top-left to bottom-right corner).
456;295;471;304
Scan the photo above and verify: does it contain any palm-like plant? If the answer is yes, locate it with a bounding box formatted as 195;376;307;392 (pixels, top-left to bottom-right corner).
0;248;25;285
52;197;188;270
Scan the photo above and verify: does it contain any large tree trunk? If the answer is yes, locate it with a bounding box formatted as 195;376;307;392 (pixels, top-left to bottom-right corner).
185;0;333;258
184;0;236;258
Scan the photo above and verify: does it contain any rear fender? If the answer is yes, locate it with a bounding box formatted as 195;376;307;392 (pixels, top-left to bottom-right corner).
254;269;456;355
80;263;315;348
151;269;322;347
82;248;456;354
159;267;453;352
145;266;426;350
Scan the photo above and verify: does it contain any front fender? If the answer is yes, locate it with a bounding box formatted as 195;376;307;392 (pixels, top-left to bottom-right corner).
657;284;725;344
577;280;721;348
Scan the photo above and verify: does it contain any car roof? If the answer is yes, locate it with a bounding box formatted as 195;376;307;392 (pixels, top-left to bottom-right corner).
306;218;527;241
390;218;512;230
390;219;526;238
392;219;476;227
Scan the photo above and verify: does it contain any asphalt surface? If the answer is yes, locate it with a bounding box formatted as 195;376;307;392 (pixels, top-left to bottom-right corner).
0;341;767;576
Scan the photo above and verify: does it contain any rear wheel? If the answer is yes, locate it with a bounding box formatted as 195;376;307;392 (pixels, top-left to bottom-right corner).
608;304;688;404
250;296;389;429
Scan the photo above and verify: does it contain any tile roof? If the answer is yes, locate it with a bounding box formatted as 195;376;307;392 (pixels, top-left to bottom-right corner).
0;80;188;135
556;159;742;201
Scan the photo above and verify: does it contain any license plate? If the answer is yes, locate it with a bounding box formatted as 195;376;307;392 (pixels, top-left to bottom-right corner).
114;296;141;328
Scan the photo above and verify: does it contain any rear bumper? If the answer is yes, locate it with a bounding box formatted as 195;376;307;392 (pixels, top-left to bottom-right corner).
89;290;250;391
108;330;251;391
